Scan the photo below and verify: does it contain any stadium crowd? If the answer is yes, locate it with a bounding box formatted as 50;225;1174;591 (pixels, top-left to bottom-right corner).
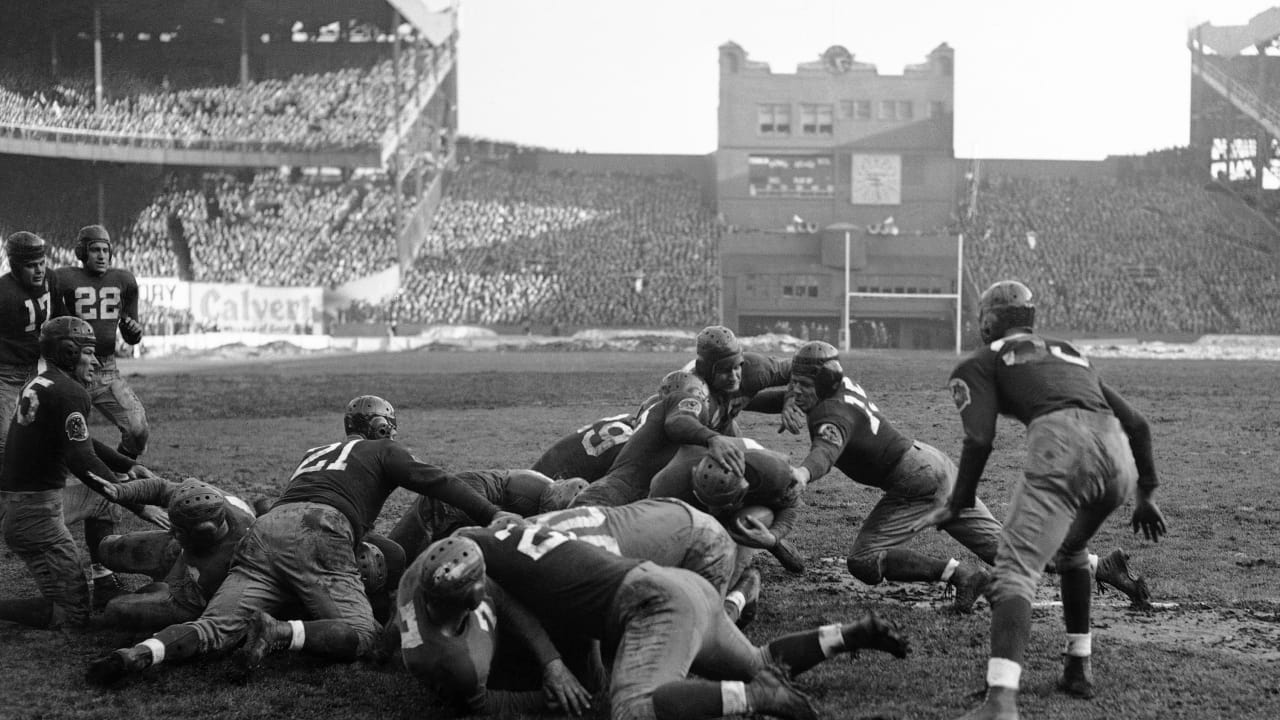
959;171;1280;334
0;57;430;152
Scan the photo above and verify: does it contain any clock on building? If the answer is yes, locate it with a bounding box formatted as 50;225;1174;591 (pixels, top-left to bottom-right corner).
822;45;854;74
850;153;902;205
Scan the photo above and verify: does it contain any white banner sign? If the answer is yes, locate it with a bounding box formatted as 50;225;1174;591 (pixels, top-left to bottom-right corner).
139;278;322;332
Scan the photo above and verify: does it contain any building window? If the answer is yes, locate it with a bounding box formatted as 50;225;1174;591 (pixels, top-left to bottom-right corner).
928;100;947;118
855;100;872;120
782;274;821;298
840;100;855;119
897;101;913;120
800;104;834;136
758;104;791;136
878;100;896;120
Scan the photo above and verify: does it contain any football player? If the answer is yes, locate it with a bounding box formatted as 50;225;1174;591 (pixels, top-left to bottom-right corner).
686;324;799;438
390;536;601;717
0;317;163;630
86;395;520;685
780;340;1001;613
55;225;148;607
570;371;743;508
914;280;1167;720
453;522;909;720
0;232;65;466
386;468;587;559
647;445;809;599
94;478;257;630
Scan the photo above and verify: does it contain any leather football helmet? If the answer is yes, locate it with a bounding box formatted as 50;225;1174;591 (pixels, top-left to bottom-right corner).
75;224;112;264
694;325;743;378
4;231;46;263
344;395;397;439
978;280;1035;343
691;455;749;515
658;369;709;400
791;341;844;399
39;316;96;371
418;536;486;611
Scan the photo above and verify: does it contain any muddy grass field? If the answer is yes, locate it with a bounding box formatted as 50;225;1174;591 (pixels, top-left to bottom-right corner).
1;349;1277;720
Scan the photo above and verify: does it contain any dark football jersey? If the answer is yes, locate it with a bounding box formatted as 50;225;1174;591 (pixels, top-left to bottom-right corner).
703;352;792;435
397;555;500;711
459;522;639;640
949;333;1112;435
56;266;141;358
798;377;915;489
0;367;101;490
595;389;715;490
531;395;661;481
274;439;495;541
0;272;62;367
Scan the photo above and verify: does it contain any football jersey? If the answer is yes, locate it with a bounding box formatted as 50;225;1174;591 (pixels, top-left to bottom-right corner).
274;439;495;541
408;469;551;543
532;395;660;481
0;367;100;490
459;522;639;640
595;389;715;489
703;352;792;435
797;377;914;489
397;555;500;711
948;333;1112;432
55;266;141;359
0;272;61;367
530;498;698;562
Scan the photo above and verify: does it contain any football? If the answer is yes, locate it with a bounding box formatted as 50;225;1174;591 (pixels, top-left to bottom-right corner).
734;504;775;531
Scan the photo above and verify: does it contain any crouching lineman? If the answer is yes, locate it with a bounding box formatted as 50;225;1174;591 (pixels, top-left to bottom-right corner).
572;371;743;508
0;317;165;629
387;468;586;559
453;521;910;720
86;395;519;685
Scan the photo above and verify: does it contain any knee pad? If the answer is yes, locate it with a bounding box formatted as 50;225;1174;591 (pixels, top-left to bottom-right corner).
846;551;885;585
1053;547;1091;573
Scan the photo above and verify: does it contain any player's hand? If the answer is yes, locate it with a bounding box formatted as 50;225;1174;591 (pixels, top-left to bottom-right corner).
789;466;811;491
99;480;121;501
127;464;156;480
706;436;746;478
489;511;524;528
731;514;778;549
910;504;957;533
136;505;171;531
542;658;591;716
779;393;807;435
1130;497;1167;542
120;316;143;337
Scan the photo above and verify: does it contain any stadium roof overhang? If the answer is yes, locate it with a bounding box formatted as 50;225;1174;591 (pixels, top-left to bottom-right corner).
1;0;456;41
1191;7;1280;57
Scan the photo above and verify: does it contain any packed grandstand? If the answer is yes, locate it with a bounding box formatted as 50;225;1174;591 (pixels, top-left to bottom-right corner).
2;3;1280;342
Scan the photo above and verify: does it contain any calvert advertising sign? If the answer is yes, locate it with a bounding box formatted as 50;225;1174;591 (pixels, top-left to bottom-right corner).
139;278;322;332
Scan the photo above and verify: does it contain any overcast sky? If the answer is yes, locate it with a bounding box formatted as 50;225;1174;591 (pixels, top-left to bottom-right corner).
452;0;1275;159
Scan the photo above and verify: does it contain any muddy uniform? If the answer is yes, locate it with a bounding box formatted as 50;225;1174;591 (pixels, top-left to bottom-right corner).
687;353;791;436
170;439;503;656
531;498;738;595
459;522;773;720
533;395;661;482
56;265;146;457
97;476;257;629
0;271;63;461
395;557;594;715
0;364;133;627
949;333;1155;602
571;389;716;508
388;468;555;559
790;378;1002;581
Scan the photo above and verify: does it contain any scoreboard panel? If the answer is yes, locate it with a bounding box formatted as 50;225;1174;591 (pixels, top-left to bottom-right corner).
748;154;835;197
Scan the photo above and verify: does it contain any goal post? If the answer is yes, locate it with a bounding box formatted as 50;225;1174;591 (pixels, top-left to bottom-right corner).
840;231;965;355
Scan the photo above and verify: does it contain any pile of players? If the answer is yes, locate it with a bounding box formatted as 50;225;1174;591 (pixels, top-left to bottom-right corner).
0;225;1166;720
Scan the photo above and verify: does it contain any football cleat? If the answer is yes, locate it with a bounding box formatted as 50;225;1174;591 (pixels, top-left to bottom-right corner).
1057;654;1096;699
86;647;149;686
234;610;293;676
1094;548;1152;609
842;610;909;659
731;567;762;629
950;564;992;614
747;663;818;720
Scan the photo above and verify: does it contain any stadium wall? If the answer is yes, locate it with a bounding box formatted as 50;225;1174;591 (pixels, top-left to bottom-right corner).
966;158;1118;181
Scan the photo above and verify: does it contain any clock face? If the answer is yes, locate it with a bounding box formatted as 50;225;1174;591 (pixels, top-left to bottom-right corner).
851;154;901;205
